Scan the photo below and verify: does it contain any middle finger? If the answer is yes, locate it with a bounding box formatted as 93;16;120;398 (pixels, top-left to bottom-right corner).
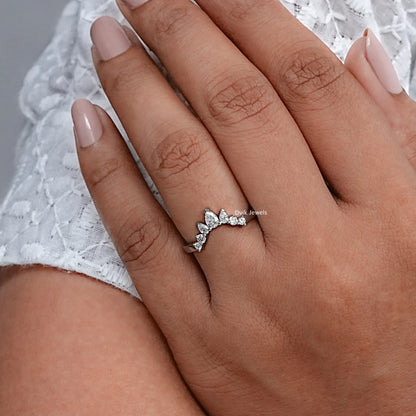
116;0;337;238
90;16;264;282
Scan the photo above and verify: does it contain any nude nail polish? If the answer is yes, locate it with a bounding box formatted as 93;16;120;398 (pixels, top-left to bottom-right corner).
90;16;132;61
364;29;402;95
120;0;150;10
71;99;103;148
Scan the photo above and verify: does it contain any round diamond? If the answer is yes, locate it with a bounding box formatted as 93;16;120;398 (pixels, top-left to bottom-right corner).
229;216;238;226
198;223;209;234
238;217;246;226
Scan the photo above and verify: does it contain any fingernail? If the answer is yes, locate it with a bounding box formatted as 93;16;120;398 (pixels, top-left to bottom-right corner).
120;0;150;10
71;99;103;148
90;16;132;61
364;29;402;95
122;25;142;46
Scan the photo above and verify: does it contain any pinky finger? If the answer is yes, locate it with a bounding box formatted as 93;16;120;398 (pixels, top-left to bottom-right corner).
345;30;416;168
71;99;210;338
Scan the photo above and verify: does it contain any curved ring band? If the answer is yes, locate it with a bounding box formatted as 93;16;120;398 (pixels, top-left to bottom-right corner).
183;208;256;253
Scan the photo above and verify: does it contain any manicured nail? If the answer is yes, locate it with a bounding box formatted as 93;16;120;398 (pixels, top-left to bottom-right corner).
71;99;103;148
122;25;142;46
364;29;402;95
120;0;150;10
90;16;132;61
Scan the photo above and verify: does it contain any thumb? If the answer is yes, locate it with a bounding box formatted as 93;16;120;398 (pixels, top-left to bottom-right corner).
345;29;416;167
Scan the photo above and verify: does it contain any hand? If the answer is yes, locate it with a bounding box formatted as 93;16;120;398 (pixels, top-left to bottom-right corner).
72;0;416;414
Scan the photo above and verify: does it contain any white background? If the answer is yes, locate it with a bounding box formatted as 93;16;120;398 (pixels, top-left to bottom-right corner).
0;0;68;201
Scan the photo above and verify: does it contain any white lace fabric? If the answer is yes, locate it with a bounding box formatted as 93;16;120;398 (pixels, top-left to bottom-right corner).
1;0;416;299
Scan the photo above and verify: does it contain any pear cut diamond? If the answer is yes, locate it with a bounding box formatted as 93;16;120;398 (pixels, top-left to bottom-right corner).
219;209;229;224
198;223;209;235
205;209;219;229
193;242;203;252
185;208;252;253
196;234;207;244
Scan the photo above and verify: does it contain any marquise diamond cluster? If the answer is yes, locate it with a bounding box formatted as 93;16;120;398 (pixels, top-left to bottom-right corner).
188;209;247;252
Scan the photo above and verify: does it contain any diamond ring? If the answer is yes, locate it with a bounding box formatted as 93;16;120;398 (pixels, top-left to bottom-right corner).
183;208;256;253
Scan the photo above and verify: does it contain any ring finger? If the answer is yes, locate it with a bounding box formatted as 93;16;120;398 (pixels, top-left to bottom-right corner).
90;17;264;280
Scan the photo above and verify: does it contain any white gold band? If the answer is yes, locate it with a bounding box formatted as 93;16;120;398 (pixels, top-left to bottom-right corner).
183;208;256;254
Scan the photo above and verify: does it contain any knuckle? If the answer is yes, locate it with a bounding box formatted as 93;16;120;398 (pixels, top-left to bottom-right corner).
207;72;275;127
119;214;166;271
102;59;153;94
151;128;210;180
227;0;274;21
88;158;122;190
280;47;346;104
154;2;191;38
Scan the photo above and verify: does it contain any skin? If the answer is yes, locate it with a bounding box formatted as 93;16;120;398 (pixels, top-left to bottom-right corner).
0;266;204;415
82;0;416;414
3;0;416;414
